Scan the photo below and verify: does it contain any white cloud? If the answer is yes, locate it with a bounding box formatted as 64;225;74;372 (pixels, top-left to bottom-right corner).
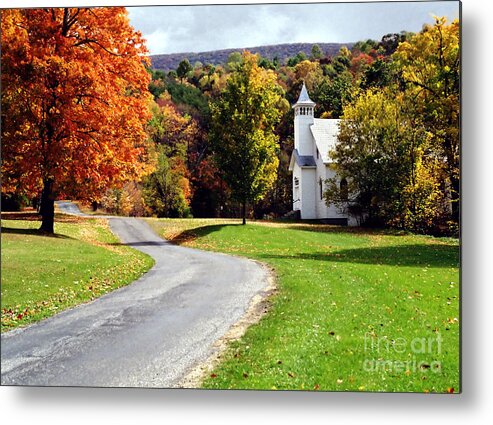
127;1;460;55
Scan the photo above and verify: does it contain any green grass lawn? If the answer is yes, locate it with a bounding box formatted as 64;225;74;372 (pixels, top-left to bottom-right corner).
147;218;460;393
1;213;154;331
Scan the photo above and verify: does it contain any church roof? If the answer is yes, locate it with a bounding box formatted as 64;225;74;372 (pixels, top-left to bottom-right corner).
310;119;341;164
290;149;316;169
293;82;316;107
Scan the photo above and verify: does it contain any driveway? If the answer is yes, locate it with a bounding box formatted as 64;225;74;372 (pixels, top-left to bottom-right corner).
1;204;270;387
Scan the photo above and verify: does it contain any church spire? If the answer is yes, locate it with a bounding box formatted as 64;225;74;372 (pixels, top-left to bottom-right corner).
294;82;315;107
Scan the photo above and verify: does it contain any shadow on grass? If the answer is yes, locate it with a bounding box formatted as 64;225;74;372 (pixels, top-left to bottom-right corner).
162;223;459;268
258;244;459;268
277;222;410;237
1;226;72;239
168;224;241;244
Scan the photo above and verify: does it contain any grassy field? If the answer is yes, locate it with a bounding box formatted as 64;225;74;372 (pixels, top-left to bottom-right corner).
147;218;460;393
1;213;154;331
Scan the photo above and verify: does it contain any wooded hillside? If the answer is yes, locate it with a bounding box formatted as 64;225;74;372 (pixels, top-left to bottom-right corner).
2;8;459;235
150;42;353;71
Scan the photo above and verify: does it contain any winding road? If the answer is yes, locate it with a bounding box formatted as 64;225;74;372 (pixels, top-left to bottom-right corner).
1;203;270;387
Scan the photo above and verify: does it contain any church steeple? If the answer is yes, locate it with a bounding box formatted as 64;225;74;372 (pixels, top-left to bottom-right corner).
293;82;315;157
295;82;315;106
293;82;315;116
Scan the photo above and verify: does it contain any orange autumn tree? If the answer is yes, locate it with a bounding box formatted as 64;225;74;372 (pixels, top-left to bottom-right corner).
1;7;153;232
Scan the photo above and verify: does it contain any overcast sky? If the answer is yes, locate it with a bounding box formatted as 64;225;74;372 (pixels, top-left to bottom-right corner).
127;1;460;55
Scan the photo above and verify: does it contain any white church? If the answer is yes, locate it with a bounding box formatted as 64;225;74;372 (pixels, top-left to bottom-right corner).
288;83;356;225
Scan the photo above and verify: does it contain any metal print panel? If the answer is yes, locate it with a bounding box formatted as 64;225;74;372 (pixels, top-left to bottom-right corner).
1;1;461;393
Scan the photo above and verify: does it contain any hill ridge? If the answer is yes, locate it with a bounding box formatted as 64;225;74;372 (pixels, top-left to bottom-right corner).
150;42;354;71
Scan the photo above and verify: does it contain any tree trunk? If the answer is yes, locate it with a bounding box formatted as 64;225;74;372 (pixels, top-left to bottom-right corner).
39;178;55;233
242;201;246;225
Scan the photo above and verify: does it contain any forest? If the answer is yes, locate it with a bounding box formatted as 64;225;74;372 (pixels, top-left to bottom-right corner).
149;42;352;71
142;17;458;234
1;8;459;235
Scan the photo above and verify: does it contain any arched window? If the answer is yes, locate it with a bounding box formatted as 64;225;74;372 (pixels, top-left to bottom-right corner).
319;178;323;200
340;178;348;202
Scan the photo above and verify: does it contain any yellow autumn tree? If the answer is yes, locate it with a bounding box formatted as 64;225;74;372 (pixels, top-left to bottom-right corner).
143;95;198;217
326;17;459;233
393;17;460;223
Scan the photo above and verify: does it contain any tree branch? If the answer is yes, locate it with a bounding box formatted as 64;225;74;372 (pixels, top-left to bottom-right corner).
72;38;123;57
404;79;438;97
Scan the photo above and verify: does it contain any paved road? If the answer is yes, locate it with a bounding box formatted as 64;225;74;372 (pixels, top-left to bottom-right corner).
56;201;91;216
1;204;270;387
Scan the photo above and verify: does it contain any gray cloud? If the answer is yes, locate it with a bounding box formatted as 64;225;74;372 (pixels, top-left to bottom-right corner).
127;1;460;55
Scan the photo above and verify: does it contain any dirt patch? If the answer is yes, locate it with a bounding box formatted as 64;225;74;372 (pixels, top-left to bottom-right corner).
1;210;40;221
1;210;88;224
176;261;278;389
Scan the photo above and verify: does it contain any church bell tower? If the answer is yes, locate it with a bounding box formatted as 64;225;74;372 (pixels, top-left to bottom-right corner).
293;82;315;157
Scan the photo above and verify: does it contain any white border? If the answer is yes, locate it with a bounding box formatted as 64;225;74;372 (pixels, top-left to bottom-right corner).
1;1;491;424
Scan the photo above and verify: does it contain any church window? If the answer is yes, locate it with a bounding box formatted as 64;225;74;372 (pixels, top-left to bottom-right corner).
319;178;323;200
340;178;348;202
